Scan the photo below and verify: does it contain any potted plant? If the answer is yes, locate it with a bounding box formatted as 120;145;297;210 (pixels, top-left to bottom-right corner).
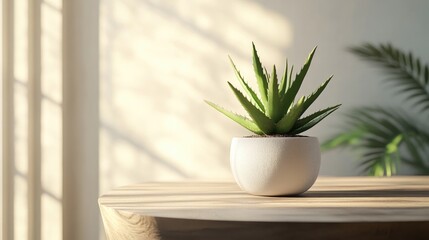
206;43;340;196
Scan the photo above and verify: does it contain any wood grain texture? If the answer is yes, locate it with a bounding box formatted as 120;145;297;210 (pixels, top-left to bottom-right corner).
99;177;429;240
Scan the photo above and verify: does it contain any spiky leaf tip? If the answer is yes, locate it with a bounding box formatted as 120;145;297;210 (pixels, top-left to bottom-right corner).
252;42;268;107
280;47;317;116
228;55;265;112
205;100;263;134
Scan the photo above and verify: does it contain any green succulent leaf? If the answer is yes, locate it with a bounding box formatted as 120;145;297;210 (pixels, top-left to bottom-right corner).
228;82;275;134
228;56;265;112
204;100;263;134
288;65;294;91
301;75;333;115
278;59;288;98
264;67;270;82
267;65;282;122
280;47;317;116
276;96;306;134
291;104;341;135
252;42;269;107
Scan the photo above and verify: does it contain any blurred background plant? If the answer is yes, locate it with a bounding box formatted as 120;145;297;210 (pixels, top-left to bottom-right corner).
323;43;429;176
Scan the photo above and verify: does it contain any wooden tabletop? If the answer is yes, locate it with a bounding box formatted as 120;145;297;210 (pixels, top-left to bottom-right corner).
99;177;429;239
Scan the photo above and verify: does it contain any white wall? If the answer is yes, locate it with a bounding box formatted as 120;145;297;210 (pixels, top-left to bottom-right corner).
99;0;429;193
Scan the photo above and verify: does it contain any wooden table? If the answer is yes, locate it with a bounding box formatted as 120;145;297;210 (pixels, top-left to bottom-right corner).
99;177;429;240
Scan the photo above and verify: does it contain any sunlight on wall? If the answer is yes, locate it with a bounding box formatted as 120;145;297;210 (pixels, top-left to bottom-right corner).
100;0;293;192
40;0;63;239
14;0;29;238
0;0;3;235
6;0;63;239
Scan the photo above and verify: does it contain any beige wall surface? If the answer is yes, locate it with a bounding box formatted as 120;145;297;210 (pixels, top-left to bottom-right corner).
99;0;429;193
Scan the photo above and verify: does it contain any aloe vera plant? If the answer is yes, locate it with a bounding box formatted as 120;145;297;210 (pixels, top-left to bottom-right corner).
206;43;340;136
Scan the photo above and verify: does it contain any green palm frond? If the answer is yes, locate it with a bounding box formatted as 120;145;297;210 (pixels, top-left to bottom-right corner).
349;43;429;112
402;135;429;174
323;107;429;176
324;43;429;176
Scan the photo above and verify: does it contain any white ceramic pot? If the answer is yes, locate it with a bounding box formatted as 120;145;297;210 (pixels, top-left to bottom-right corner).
230;136;321;196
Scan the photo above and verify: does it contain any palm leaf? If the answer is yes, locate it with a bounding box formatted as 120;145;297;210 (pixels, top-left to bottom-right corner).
402;132;429;174
321;128;365;150
324;43;429;176
349;43;429;113
323;106;428;176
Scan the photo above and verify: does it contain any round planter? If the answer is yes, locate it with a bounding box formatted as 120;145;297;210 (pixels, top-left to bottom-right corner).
230;136;321;196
